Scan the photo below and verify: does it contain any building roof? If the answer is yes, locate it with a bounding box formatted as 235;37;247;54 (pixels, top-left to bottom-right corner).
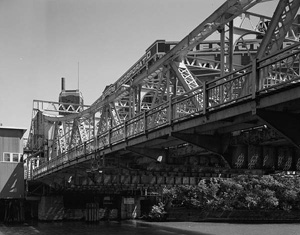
0;126;27;135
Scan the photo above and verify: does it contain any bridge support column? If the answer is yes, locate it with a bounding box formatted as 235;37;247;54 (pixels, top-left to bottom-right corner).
38;195;64;221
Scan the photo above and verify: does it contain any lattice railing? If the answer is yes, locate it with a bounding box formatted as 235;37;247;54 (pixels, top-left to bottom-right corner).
258;43;300;92
206;65;252;109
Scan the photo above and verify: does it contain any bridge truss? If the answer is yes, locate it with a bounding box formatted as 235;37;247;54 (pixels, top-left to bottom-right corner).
26;0;300;190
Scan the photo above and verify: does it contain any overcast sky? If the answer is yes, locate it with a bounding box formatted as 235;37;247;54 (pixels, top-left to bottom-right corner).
0;0;278;136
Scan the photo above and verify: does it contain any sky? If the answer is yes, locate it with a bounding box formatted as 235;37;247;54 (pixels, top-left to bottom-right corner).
0;0;278;137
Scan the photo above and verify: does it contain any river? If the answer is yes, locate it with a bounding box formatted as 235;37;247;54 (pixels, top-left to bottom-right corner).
0;220;299;235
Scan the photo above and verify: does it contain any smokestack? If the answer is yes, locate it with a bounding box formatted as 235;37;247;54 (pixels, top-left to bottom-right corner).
61;77;65;91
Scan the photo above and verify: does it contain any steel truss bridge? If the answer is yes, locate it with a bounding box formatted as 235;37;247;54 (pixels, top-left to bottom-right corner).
26;0;300;193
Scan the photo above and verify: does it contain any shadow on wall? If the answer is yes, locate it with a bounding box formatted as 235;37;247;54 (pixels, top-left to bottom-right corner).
0;163;24;199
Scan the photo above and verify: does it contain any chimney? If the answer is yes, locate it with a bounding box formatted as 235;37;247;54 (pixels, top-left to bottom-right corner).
61;77;66;91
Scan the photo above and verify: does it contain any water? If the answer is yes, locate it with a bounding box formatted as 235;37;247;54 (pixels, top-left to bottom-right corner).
0;220;299;235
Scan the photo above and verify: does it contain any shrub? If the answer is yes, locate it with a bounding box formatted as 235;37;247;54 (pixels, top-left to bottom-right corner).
161;174;300;212
148;202;167;221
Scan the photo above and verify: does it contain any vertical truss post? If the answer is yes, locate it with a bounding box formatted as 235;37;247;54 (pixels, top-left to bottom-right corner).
88;117;91;140
105;106;109;130
108;128;111;146
93;113;97;150
109;102;121;126
251;58;258;99
143;111;147;134
220;26;225;77
133;86;137;117
124;120;127;141
78;120;88;143
173;76;177;97
137;85;141;114
69;119;77;149
166;67;173;125
150;72;163;109
97;109;105;136
228;20;234;73
168;98;173;125
58;123;67;154
219;26;226;104
172;76;178;120
51;122;59;160
203;81;207;115
129;87;134;118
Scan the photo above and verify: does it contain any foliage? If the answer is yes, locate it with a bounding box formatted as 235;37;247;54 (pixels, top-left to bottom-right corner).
160;174;300;212
148;202;167;221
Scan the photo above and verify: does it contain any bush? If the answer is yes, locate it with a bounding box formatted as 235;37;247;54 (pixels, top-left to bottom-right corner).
161;174;300;212
148;202;167;221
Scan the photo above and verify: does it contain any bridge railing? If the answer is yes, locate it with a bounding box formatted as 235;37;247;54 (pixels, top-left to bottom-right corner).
171;88;203;122
32;43;300;178
258;42;300;92
206;65;252;110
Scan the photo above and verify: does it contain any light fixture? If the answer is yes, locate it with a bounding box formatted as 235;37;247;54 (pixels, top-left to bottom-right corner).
157;156;163;162
68;176;72;183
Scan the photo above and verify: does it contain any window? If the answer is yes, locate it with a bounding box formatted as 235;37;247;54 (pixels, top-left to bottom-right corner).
2;153;22;163
3;153;10;162
12;153;19;162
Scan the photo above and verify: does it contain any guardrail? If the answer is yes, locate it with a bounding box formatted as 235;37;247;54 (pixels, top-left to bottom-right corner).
32;43;300;178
